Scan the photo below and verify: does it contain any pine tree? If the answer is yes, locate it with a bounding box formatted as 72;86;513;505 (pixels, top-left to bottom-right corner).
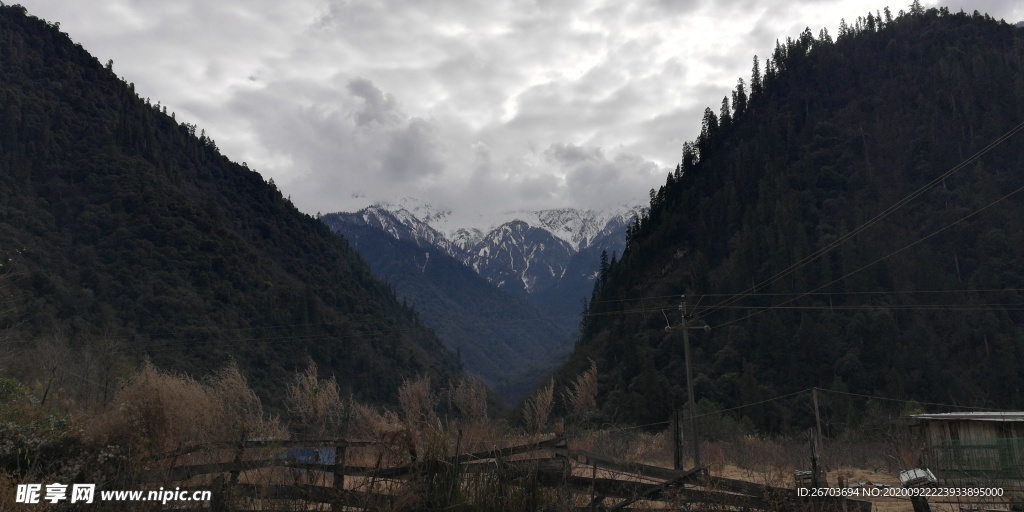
750;56;763;100
818;28;833;45
698;107;718;155
681;141;698;172
719;96;732;128
598;249;610;288
732;78;748;116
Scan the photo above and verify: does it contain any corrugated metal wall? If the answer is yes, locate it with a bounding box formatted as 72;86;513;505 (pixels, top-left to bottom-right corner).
921;420;1024;488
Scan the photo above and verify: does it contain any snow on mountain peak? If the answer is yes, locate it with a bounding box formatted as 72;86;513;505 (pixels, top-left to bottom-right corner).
360;204;453;253
499;204;645;250
358;199;645;252
329;199;643;301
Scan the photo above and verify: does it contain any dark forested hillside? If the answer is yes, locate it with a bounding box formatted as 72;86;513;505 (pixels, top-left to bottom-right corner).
321;216;575;402
564;8;1024;428
0;5;459;403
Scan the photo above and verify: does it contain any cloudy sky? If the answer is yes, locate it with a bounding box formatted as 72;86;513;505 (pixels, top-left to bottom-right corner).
19;0;1024;227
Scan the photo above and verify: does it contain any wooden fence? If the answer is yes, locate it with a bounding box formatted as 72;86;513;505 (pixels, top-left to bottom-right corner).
139;435;873;511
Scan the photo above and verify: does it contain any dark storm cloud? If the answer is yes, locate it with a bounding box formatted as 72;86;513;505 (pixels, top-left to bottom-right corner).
347;78;402;127
225;76;450;204
382;118;446;178
546;143;601;166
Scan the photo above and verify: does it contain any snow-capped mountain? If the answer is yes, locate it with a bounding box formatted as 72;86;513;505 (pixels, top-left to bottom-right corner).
323;200;643;316
506;205;645;251
451;227;485;253
464;220;573;294
334;203;456;254
319;215;576;402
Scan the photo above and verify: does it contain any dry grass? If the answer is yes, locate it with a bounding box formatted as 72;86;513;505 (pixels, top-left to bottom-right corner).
2;334;132;416
523;379;554;435
711;436;804;488
446;375;497;452
448;375;487;424
286;360;345;438
8;356;1016;512
398;375;436;430
563;359;598;423
559;432;998;512
86;362;285;457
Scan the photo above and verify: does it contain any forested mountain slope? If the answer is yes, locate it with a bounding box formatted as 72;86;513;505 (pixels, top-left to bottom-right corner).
0;5;460;403
562;8;1024;427
322;217;575;402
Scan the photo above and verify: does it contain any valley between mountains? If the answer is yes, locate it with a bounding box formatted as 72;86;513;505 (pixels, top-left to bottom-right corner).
323;201;643;400
4;9;1024;507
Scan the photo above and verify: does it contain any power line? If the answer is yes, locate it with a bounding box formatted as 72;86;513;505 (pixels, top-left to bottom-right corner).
690;388;812;419
813;387;1019;412
707;303;1024;311
589;288;1024;303
714;180;1024;329
699;119;1024;320
583;299;1024;319
697;287;1024;298
585;285;1024;313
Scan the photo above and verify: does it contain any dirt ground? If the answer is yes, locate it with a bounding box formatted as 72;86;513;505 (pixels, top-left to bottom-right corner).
711;463;1014;512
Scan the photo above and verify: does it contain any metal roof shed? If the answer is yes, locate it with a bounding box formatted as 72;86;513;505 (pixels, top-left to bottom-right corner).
908;412;1024;489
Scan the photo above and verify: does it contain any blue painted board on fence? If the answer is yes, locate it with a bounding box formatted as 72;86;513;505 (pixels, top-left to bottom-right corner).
286;447;336;465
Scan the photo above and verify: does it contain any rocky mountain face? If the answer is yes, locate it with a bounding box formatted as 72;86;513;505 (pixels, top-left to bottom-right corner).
322;202;640;400
463;220;573;295
326;202;643;317
321;215;576;402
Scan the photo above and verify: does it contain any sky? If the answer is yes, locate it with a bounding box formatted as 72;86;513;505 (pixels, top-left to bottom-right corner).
18;0;1024;228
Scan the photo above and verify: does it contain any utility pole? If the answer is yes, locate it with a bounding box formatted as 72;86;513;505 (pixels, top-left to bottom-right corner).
812;387;824;450
678;295;709;469
811;387;825;487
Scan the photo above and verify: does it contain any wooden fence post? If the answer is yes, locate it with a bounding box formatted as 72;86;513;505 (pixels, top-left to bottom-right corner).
226;440;244;510
332;399;354;512
449;428;463;505
808;428;824;488
332;442;347;512
210;475;227;512
229;442;243;485
672;409;683;470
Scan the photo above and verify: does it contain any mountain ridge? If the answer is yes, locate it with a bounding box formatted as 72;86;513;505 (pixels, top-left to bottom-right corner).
361;199;644;252
559;8;1024;427
321;213;575;401
322;202;641;399
330;202;642;303
0;4;460;405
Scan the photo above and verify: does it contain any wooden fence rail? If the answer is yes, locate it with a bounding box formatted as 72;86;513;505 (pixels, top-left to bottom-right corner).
147;435;873;511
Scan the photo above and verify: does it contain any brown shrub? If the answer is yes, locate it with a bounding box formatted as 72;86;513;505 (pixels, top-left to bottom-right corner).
523;379;554;435
3;333;131;416
563;359;598;425
398;375;436;429
206;364;283;442
448;375;487;424
87;362;283;457
285;360;345;438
